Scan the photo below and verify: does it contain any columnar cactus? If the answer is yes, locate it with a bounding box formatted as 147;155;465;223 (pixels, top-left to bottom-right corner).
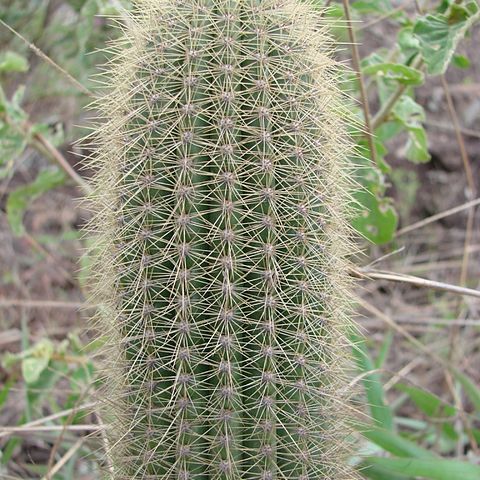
88;0;357;478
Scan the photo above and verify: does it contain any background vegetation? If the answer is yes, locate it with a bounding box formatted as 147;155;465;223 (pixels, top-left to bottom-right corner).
0;0;479;478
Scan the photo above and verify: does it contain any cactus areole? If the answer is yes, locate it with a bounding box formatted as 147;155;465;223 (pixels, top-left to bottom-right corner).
89;0;357;478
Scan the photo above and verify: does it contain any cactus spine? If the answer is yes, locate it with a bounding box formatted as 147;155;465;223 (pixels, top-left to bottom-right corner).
88;0;357;478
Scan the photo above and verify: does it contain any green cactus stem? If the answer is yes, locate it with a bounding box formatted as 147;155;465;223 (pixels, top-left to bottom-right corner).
87;0;358;478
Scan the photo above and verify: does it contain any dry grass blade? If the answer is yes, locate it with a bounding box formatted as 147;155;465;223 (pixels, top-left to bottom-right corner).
358;298;448;368
0;402;97;439
2;111;91;194
32;127;93;195
0;425;102;435
397;197;480;235
0;18;93;98
42;438;85;480
356;269;480;299
440;73;478;456
0;299;94;309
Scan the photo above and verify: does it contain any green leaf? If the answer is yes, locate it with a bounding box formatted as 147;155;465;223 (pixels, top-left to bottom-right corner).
365;456;480;480
77;0;98;54
452;54;471;69
1;435;21;465
0;121;27;177
0;84;29;177
363;63;424;86
376;121;404;143
375;330;393;369
452;368;480;412
20;338;54;384
393;95;425;125
0;51;29;73
405;125;430;163
351;334;394;430
352;189;398;244
392;96;430;163
2;352;20;369
6;168;66;236
30;122;65;147
362;426;435;459
324;4;350;42
398;27;421;58
362;52;388;68
350;139;398;245
70;361;94;392
97;0;126;15
21;357;50;384
413;2;480;75
360;460;410;480
352;0;392;14
396;384;450;418
0;375;15;408
27;362;65;406
0;85;27;122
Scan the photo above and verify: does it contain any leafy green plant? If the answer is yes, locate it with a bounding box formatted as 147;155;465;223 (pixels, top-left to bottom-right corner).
334;0;480;244
1;334;95;469
353;335;480;480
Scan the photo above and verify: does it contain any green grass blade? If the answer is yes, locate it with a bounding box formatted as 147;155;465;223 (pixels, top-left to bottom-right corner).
374;330;393;369
352;333;394;430
365;457;480;480
395;384;444;417
361;426;435;459
452;368;480;413
359;459;411;480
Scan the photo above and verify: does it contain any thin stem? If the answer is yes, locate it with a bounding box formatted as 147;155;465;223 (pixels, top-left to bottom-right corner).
0;402;97;439
0;19;93;194
441;75;477;291
441;78;477;454
342;0;377;164
0;19;93;98
30;127;93;195
397;197;480;235
0;299;94;309
358;5;406;31
425;119;480;139
358;298;448;369
24;232;74;282
1;111;92;195
45;387;92;476
353;268;480;299
0;425;102;435
371;55;423;129
43;438;85;480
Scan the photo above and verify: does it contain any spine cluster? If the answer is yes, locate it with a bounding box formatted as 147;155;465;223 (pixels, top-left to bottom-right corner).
87;0;357;478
